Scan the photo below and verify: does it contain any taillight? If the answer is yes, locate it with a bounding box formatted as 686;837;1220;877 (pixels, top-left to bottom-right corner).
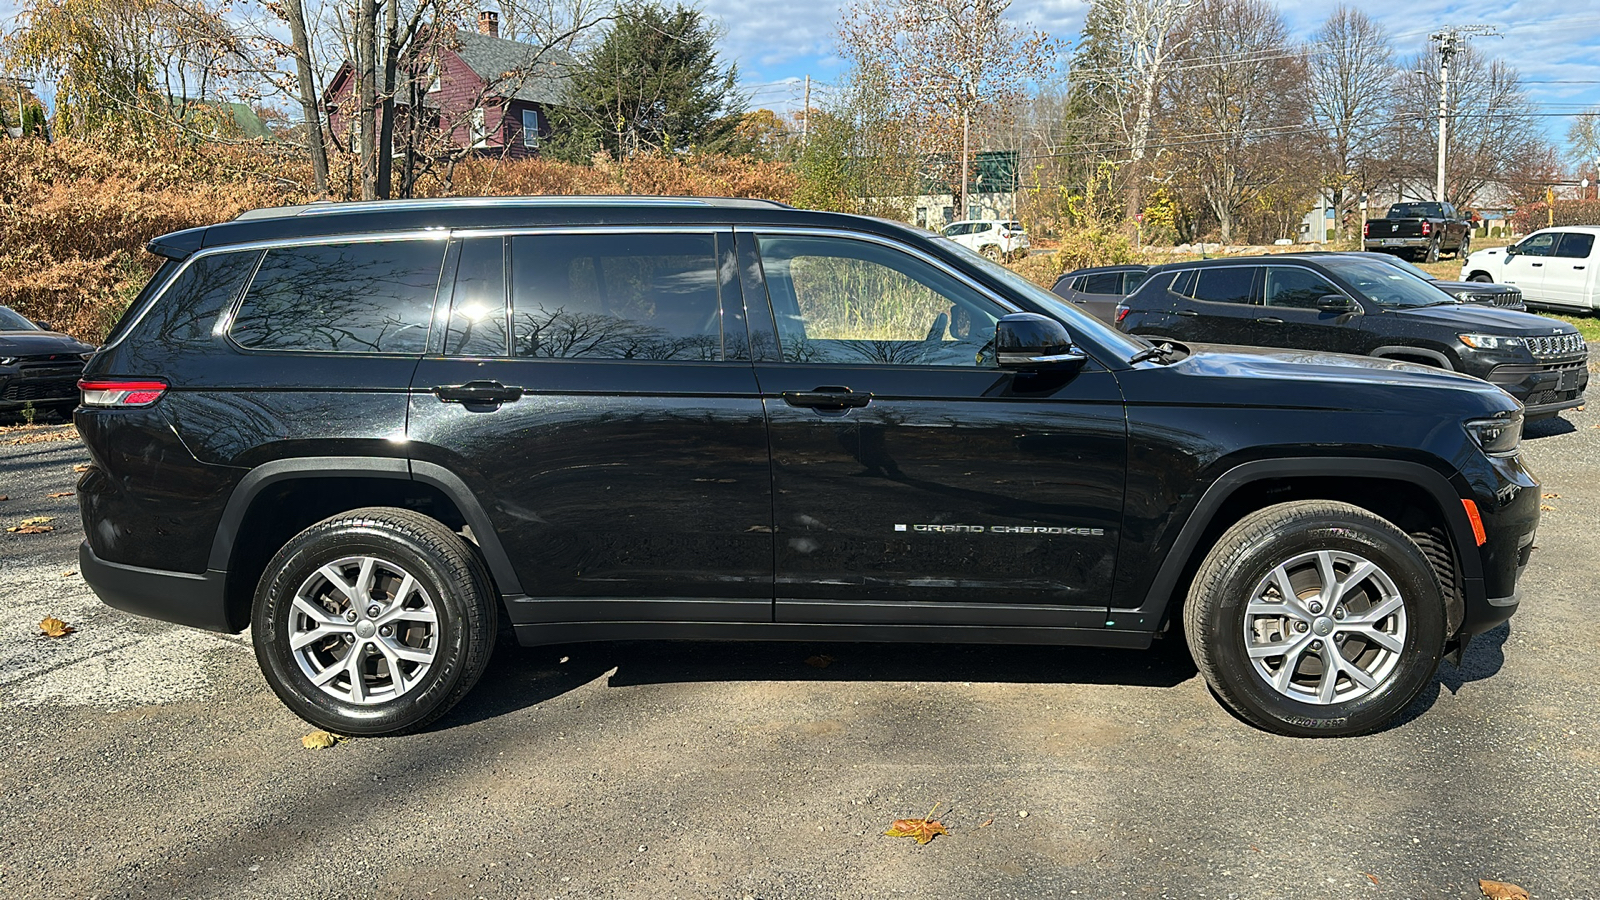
1362;222;1369;237
79;379;168;408
1421;221;1432;236
1115;305;1130;323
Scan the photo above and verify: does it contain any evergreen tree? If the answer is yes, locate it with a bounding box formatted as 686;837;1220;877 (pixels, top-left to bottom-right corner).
547;2;741;161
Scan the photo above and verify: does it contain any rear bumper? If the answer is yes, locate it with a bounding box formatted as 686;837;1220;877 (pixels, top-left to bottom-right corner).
79;541;238;633
1365;238;1430;251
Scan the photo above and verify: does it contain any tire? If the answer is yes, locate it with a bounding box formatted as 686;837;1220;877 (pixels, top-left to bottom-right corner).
980;244;1001;261
251;507;498;736
1424;237;1440;263
1468;272;1493;283
1183;500;1445;737
1456;233;1471;259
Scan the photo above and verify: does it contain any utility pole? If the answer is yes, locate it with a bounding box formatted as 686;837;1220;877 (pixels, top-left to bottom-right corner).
1429;25;1498;204
802;75;810;147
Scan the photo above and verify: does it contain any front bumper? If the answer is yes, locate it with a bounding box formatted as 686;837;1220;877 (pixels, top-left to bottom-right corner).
1484;359;1588;416
1457;451;1540;638
79;541;237;633
0;368;82;410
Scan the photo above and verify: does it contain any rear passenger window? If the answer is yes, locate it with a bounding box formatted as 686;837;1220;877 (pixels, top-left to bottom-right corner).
445;238;508;356
1555;233;1595;259
510;233;722;361
1081;272;1122;294
231;240;446;354
1190;267;1256;305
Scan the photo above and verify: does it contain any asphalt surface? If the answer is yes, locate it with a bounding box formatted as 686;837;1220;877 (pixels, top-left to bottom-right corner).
2;405;1598;900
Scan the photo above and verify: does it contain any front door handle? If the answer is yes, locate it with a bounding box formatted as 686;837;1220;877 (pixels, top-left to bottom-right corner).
1532;262;1544;267
1175;310;1199;317
433;380;524;404
1575;265;1586;270
782;386;873;410
1255;317;1285;325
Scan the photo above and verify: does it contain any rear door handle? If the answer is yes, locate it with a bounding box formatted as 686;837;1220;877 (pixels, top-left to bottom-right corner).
782;386;873;409
1575;265;1586;270
1174;310;1199;317
1531;262;1544;267
1254;317;1284;325
433;380;524;404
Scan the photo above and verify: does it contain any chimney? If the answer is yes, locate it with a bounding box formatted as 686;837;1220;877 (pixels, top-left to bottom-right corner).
478;10;498;37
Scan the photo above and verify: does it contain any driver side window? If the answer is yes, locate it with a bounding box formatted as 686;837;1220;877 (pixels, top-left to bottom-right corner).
755;234;1005;367
1515;233;1557;257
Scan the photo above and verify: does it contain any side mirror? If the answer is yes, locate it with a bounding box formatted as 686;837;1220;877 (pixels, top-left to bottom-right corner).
994;313;1086;369
1503;244;1517;257
35;320;53;331
1317;295;1359;314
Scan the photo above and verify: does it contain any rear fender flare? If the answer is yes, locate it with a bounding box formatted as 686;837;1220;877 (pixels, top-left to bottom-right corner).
208;457;523;595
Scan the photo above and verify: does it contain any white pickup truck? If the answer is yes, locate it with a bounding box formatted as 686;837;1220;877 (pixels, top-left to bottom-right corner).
1460;226;1600;310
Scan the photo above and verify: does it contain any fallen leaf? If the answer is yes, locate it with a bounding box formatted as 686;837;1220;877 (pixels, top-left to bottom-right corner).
7;524;53;534
1541;492;1561;499
1250;845;1261;852
1480;879;1529;900
1540;505;1556;511
0;495;9;501
18;516;52;525
47;491;74;498
884;803;948;845
38;616;75;638
1364;872;1380;886
804;654;834;669
978;818;994;828
61;571;76;577
301;730;342;750
73;464;88;472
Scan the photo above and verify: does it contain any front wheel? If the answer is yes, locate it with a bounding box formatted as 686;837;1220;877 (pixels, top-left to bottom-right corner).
1184;501;1445;737
1456;234;1471;258
1468;272;1493;283
251;507;498;736
1424;237;1441;263
980;244;1001;260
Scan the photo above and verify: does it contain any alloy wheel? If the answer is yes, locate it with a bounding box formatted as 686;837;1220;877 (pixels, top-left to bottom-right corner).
288;555;440;704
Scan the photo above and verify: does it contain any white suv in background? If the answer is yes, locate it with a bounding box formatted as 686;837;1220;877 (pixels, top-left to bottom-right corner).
1460;226;1600;311
940;220;1030;261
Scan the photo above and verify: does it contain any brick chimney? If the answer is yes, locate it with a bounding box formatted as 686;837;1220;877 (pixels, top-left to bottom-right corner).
478;10;498;37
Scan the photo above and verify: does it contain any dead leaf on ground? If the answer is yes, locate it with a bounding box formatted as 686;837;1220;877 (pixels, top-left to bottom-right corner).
0;495;9;501
1480;879;1530;900
804;654;834;669
1540;505;1556;511
7;524;53;534
1364;872;1380;886
38;617;75;638
47;491;73;498
978;818;994;828
61;571;76;577
301;730;343;750
1542;492;1561;499
73;464;89;472
884;803;949;845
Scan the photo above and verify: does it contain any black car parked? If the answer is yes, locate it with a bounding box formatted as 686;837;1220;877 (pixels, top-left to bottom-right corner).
0;306;96;419
1118;255;1587;419
78;198;1540;739
1049;264;1151;324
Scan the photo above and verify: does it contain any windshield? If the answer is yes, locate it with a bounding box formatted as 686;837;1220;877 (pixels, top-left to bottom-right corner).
935;238;1149;356
1322;258;1454;308
1387;203;1443;218
0;307;40;331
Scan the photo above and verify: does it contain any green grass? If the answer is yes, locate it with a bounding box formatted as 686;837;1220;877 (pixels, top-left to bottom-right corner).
1544;311;1600;344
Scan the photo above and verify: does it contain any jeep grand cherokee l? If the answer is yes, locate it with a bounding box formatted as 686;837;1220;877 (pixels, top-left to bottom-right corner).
77;197;1539;738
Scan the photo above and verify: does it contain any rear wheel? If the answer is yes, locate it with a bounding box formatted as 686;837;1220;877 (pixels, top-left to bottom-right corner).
1184;501;1445;737
1424;237;1441;263
980;244;1001;260
1456;233;1471;258
251;507;497;736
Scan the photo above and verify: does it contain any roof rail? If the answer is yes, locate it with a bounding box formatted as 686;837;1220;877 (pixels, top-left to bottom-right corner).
233;195;792;221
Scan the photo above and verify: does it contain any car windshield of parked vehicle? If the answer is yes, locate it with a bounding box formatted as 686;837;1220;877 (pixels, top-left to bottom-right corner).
1372;254;1437;281
1387;203;1444;218
1322;258;1455;308
0;307;40;331
936;239;1149;356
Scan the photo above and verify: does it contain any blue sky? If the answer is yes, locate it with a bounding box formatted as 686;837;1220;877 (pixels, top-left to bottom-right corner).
5;0;1598;152
706;0;1600;151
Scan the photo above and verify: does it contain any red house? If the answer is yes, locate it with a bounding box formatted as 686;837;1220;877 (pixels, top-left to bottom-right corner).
325;11;572;158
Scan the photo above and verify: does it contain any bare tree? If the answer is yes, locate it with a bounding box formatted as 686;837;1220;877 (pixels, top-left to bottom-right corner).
281;0;331;194
1068;0;1192;224
1162;0;1308;243
1567;106;1600;187
1306;6;1395;233
838;0;1057;215
1390;45;1550;209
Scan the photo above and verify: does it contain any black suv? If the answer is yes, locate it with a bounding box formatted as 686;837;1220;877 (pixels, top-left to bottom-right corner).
1;306;96;419
78;198;1539;739
1117;255;1587;419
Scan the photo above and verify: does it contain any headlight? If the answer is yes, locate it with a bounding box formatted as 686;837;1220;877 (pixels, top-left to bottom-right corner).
1465;412;1523;456
1458;333;1524;350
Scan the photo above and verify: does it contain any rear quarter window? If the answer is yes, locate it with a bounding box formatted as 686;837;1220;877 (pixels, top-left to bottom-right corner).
115;251;260;350
230;240;447;354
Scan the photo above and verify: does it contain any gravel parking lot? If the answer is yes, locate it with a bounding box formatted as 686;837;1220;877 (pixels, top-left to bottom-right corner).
2;402;1598;900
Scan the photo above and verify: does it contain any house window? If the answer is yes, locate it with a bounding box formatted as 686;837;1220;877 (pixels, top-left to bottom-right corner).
424;62;440;93
469;107;487;148
522;109;539;148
